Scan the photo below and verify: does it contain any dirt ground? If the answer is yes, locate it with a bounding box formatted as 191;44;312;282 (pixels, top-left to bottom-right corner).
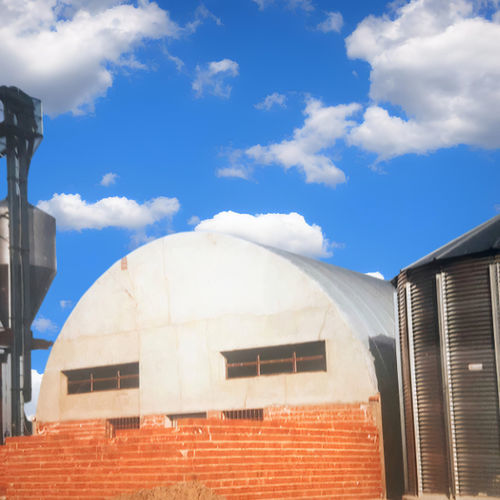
111;481;225;500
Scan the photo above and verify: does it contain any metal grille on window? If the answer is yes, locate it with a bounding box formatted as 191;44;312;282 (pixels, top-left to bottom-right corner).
63;362;139;394
107;416;140;437
222;341;326;379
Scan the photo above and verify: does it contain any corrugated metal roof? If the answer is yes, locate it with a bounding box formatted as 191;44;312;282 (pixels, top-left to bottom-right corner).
266;246;395;347
403;214;500;271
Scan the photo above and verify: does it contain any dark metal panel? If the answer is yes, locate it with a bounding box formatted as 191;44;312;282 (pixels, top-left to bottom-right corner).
436;272;457;497
489;258;500;403
408;267;450;494
397;273;418;495
404;214;500;271
441;256;500;497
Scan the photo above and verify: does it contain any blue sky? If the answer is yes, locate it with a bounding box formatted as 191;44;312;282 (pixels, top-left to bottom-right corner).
0;0;499;411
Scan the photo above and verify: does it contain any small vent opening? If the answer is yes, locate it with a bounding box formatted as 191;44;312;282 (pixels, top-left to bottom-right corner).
107;416;140;437
167;412;207;423
223;409;263;421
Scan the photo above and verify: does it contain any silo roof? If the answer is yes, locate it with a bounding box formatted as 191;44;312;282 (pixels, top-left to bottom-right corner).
404;214;500;271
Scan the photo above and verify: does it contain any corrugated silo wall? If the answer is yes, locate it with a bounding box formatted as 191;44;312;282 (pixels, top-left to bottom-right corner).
0;401;387;499
397;255;500;499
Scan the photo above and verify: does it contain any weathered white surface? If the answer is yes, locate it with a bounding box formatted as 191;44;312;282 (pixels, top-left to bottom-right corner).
37;232;395;422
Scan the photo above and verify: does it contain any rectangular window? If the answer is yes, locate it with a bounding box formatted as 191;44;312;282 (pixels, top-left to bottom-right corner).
63;362;139;394
221;341;326;379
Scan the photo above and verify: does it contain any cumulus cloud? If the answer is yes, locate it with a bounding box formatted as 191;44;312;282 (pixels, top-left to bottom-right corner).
32;316;57;334
317;11;343;33
0;0;184;115
255;92;287;110
37;193;180;230
365;271;385;280
100;172;118;186
192;59;239;98
25;369;42;421
246;98;360;186
195;211;333;258
59;300;72;309
346;0;500;159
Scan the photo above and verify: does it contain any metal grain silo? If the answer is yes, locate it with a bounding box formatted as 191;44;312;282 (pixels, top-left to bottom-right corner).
0;199;56;439
396;215;500;499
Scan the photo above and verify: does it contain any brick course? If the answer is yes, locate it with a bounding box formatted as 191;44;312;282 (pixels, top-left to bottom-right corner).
0;401;385;499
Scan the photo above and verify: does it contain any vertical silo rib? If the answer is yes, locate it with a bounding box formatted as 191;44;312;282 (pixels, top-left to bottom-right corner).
409;267;450;494
406;282;423;495
436;272;458;497
490;260;500;406
394;289;409;493
397;274;418;495
442;257;500;497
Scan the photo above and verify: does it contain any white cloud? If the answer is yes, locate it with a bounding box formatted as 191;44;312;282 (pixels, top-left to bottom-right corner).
0;0;182;115
245;98;360;186
130;230;158;247
164;49;185;72
59;299;72;309
32;316;57;334
317;11;343;33
192;59;239;98
253;0;313;10
185;4;222;33
216;148;252;179
195;211;333;258
287;0;314;11
37;193;180;230
346;0;500;159
187;215;200;226
100;172;118;186
255;92;287;110
216;166;251;179
253;0;272;8
25;369;42;422
366;271;385;280
60;0;124;15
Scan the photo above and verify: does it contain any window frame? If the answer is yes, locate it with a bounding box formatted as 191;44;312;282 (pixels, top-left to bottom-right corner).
221;341;327;379
63;362;139;395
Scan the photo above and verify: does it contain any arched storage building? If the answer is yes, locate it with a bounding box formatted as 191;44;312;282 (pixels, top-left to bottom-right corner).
3;231;403;499
37;232;396;426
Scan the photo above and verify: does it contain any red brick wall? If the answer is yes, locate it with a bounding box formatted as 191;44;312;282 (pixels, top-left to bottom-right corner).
0;401;385;499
